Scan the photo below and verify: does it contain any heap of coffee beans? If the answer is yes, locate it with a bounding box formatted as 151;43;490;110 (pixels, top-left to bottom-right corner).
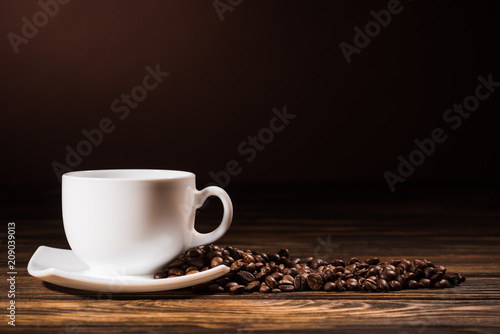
153;244;466;294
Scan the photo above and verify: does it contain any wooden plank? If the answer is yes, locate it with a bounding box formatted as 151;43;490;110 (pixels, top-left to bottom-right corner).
4;188;500;333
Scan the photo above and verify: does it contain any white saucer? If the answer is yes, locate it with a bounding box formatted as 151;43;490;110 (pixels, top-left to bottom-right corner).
27;246;230;293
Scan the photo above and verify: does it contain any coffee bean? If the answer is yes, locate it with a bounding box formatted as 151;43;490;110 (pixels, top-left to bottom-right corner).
288;268;299;277
271;272;284;281
153;272;166;279
323;269;335;282
185;266;198;273
259;284;271;293
365;267;378;278
377;279;390;292
396;274;407;288
330;259;345;267
237;270;256;284
380;270;397;282
309;259;322;269
419;278;432;288
424;266;435;279
189;257;205;269
364;278;378;292
389;280;402;291
168;268;185;276
215;276;230;286
435;265;446;273
242;252;255;264
186;269;199;275
457;273;466;283
365;258;380;265
254;272;267;282
356;268;368;278
407;280;420;289
335;278;347;292
278;278;294;286
223;256;234;266
246;281;261;292
358;278;366;291
230;260;246;272
187;248;203;258
414;268;424;279
294;275;307;291
389;259;402;266
230;248;242;260
307;273;324;291
278;248;290;258
435;279;453;289
399;260;411;271
224;282;239;292
229;285;245;294
430;272;444;283
404;272;416;281
168;258;186;268
324;282;336;291
208;284;224;293
289;258;301;267
346;278;358;291
272;288;282;293
279;284;295;292
265;276;278;289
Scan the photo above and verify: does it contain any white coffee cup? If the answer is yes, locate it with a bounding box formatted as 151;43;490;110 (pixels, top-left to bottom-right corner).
62;169;233;276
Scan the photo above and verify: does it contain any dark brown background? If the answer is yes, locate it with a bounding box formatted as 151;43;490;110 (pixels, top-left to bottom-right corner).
2;3;500;332
1;0;500;196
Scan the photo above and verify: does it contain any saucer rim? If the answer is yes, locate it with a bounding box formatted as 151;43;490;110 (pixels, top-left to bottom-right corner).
28;245;230;292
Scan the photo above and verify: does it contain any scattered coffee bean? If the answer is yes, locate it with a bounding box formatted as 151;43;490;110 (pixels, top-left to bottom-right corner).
229;284;245;294
211;256;224;268
246;281;261;292
335;278;347;292
168;268;184;276
279;284;295;292
408;280;420;289
294;275;307;291
324;281;336;291
154;244;466;294
377;279;390;292
435;279;453;289
153;272;166;279
224;282;239;292
237;270;256;284
208;284;224;293
307;273;324;291
265;276;278;289
419;278;432;288
346;278;358;291
259;284;271;293
364;278;378;292
389;280;402;291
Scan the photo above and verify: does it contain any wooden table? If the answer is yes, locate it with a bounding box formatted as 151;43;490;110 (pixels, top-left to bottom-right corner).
3;185;500;333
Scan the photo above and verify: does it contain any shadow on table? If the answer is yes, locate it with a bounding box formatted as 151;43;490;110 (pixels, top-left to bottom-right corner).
42;281;220;300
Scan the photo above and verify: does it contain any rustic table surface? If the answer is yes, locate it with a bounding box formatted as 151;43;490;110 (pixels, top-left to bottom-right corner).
3;185;500;333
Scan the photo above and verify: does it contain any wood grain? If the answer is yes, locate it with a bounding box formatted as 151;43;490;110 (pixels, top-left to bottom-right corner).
2;186;500;333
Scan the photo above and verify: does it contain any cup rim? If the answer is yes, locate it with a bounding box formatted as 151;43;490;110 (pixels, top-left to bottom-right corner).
63;169;195;181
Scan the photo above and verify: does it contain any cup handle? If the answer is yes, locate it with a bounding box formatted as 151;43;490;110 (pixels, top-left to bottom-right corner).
187;186;233;249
